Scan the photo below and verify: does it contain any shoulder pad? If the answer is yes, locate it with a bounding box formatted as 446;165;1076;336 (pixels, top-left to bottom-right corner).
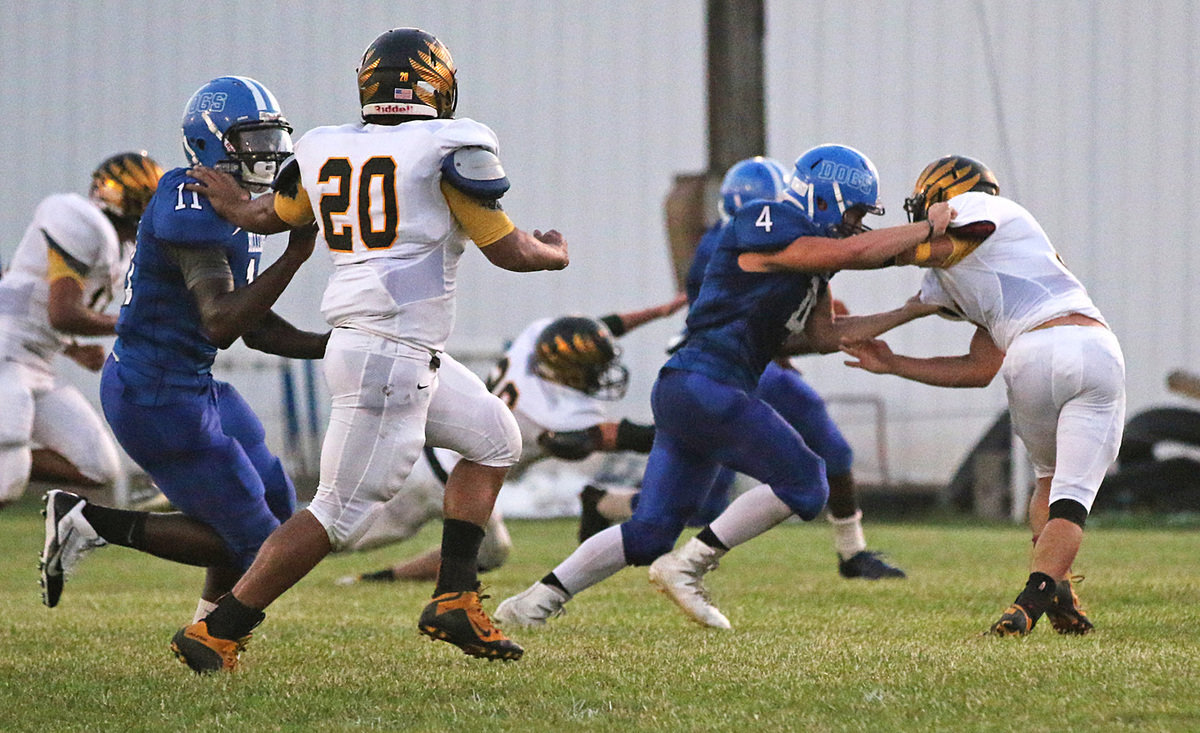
731;200;816;251
441;146;510;200
271;156;302;198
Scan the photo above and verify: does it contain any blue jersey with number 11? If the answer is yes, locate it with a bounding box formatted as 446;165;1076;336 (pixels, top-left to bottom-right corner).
666;199;827;391
114;167;263;392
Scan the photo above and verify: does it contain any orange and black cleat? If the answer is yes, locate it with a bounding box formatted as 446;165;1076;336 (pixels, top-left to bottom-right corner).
1045;577;1094;635
418;587;524;661
170;621;250;673
988;603;1034;637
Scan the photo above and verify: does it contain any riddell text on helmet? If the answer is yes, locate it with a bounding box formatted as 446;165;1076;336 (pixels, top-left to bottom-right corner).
364;103;428;115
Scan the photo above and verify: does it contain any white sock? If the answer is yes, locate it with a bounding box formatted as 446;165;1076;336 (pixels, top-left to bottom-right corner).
193;598;219;624
552;524;629;596
829;510;867;560
707;484;794;549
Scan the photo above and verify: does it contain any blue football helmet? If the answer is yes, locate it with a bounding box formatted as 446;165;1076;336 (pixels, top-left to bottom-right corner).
785;144;884;237
181;76;293;191
719;156;788;220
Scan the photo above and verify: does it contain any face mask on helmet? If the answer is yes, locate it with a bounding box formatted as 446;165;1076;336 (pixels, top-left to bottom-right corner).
719;156;788;220
181;76;293;192
786;144;885;238
89;151;164;225
903;155;999;222
532;317;630;400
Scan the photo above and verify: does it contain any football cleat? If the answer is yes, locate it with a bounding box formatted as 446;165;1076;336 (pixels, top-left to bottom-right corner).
1045;576;1094;635
647;538;731;630
39;490;108;608
170;621;250;673
418;587;524;661
837;550;907;580
988;603;1034;637
494;582;569;628
577;485;613;543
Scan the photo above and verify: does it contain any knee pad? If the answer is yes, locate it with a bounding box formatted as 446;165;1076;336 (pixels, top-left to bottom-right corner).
621;518;683;566
477;515;512;572
457;397;522;467
772;480;829;522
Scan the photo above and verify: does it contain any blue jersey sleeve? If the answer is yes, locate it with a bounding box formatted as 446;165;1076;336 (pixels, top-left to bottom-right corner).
730;200;817;252
686;222;725;304
150;168;238;249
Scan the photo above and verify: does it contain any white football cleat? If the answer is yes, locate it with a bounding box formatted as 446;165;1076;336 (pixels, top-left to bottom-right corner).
648;537;731;629
39;490;108;608
494;582;569;628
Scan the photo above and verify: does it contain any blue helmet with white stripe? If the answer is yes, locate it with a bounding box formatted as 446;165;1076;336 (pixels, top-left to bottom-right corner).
719;156;788;220
786;144;884;237
181;76;293;191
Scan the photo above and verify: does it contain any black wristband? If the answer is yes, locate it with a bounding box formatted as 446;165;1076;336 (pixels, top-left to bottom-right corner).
615;419;655;453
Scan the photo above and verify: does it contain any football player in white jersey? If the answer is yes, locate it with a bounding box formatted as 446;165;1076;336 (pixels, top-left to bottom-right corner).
337;296;684;584
174;28;568;669
841;155;1125;636
0;153;161;507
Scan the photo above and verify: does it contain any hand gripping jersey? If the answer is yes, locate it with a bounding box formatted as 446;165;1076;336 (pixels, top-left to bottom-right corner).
918;192;1105;351
288;118;501;352
0;194;128;366
113;167;265;398
667;200;827;390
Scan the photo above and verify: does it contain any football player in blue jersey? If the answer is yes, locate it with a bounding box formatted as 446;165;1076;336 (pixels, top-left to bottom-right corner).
498;145;952;629
38;77;328;626
581;156;907;580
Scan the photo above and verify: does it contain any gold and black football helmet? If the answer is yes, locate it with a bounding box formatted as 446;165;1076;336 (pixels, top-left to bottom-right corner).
903;155;999;222
89;151;163;225
357;28;457;123
533;316;629;400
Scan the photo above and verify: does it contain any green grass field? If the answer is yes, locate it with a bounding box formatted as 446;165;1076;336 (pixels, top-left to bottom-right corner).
2;494;1199;732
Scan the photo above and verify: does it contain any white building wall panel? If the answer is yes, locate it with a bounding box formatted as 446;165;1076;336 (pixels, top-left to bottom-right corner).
0;1;1194;485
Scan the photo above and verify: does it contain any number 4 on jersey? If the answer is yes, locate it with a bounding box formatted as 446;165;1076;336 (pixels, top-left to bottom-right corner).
755;204;773;233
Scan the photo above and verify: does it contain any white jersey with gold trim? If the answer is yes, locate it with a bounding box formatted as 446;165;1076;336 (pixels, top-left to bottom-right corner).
919;192;1104;352
0;193;126;367
291;118;500;352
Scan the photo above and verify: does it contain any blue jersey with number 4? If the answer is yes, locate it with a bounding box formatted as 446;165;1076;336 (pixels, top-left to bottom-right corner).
114;167;264;392
666;199;828;391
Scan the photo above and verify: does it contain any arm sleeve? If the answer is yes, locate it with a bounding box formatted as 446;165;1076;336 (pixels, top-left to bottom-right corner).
44;238;88;286
440;179;515;247
164;244;234;291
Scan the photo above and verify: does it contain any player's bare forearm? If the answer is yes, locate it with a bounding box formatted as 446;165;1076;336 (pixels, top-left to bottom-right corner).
813;299;939;354
46;279;117;336
185;167;290;234
481;228;569;272
242;311;329;359
842;328;1001;388
613;293;688;332
196;226;317;348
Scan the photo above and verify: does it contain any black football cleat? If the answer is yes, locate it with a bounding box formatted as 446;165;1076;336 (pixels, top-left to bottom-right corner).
577;485;613;543
837;550;906;580
988;603;1034;636
170;621;250;673
418;588;523;661
1045;577;1094;635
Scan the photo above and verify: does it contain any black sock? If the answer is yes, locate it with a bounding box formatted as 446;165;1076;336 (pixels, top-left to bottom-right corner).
203;594;265;640
540;572;569;595
695;527;729;552
361;568;396;583
81;504;147;549
1014;571;1057;620
434;518;484;595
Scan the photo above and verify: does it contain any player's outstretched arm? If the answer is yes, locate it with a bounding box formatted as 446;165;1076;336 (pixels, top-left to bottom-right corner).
742;202;956;273
792;291;939;355
242;310;329;359
605;293;688;335
841;325;1002;388
184;167;291;234
480;228;569;272
184;223;318;349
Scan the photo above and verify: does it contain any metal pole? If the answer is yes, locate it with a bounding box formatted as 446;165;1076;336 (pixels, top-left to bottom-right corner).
706;0;765;175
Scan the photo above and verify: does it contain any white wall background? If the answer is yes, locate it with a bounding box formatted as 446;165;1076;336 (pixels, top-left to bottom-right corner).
0;1;1193;487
